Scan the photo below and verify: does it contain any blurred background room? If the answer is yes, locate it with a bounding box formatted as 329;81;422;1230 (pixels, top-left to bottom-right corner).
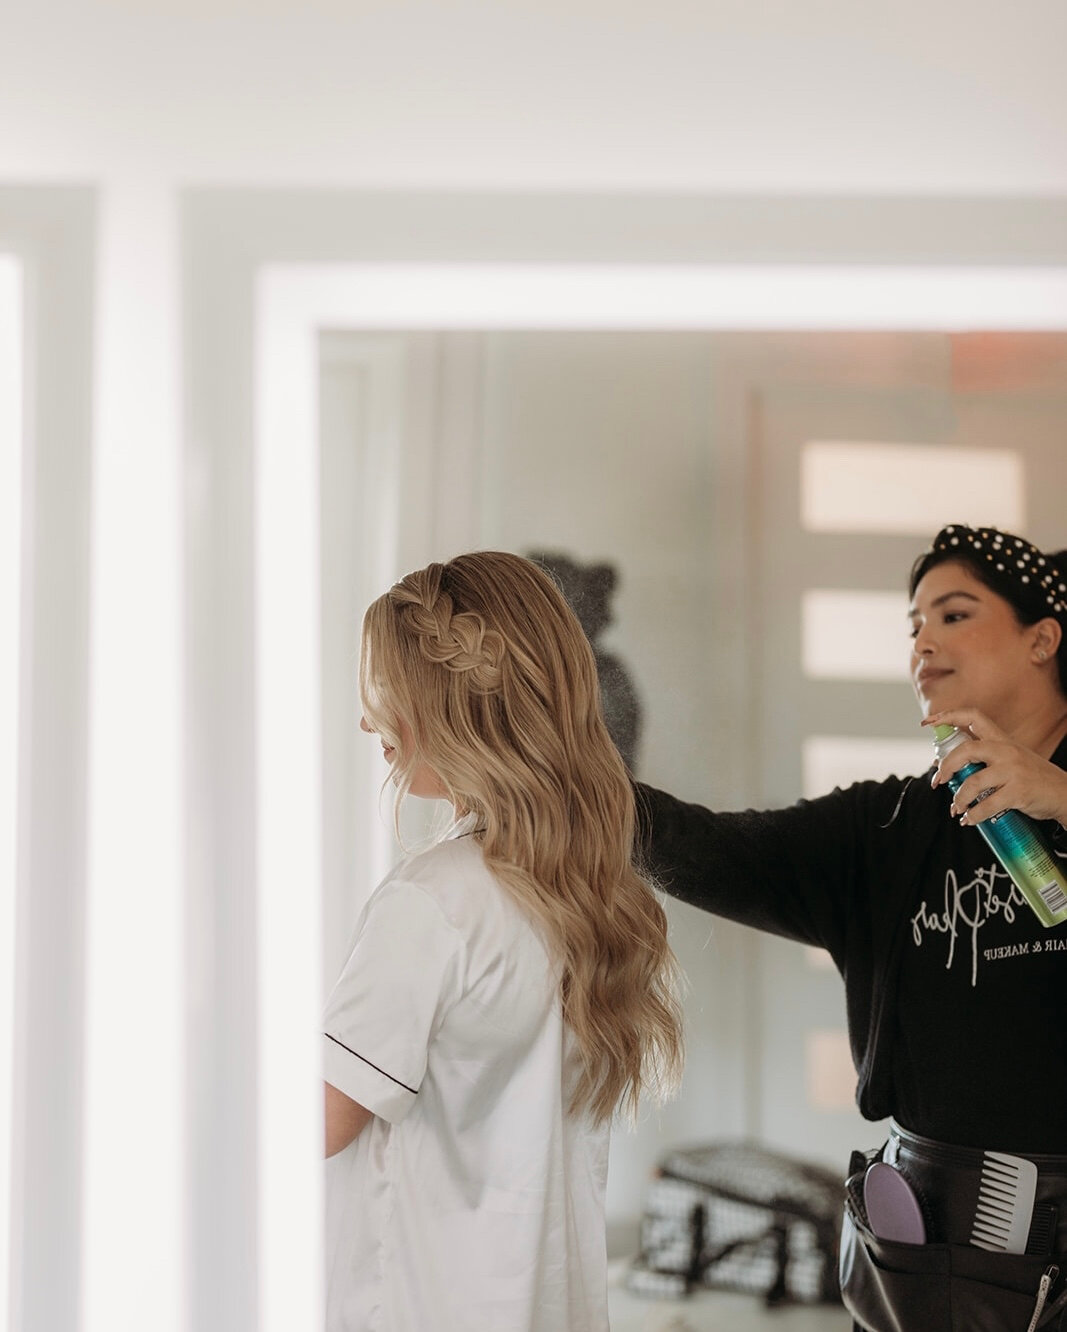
2;1;1067;1329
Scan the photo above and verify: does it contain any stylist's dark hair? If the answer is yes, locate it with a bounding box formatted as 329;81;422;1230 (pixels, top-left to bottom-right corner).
909;527;1067;697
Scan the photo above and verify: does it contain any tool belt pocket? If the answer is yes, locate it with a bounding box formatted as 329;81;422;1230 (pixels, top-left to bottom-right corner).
840;1164;1063;1332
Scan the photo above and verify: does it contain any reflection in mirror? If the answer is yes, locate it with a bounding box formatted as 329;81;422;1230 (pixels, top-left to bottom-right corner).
308;323;1067;1323
318;325;1067;1174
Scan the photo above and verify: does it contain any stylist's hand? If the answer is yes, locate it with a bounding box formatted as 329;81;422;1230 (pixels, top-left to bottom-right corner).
925;708;1067;828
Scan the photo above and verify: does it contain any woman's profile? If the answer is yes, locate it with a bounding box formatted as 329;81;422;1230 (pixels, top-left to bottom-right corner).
322;551;684;1332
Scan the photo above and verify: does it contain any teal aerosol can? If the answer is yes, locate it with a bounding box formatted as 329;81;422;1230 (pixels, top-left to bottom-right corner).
932;723;1067;928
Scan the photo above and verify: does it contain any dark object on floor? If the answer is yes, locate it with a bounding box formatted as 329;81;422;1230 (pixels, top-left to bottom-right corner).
627;1140;843;1306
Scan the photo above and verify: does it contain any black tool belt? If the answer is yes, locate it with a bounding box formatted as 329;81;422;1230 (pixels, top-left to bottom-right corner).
841;1123;1067;1332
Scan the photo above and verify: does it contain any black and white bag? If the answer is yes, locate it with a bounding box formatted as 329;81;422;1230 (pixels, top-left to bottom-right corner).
626;1140;843;1306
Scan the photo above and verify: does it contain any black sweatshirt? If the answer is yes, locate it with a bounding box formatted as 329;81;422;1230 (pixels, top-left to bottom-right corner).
637;737;1067;1153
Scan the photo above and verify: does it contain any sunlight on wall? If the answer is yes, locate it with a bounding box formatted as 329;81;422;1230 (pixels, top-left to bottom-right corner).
0;255;23;1332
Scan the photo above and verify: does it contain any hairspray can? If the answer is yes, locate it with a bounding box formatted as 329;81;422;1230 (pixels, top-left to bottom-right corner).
932;724;1067;928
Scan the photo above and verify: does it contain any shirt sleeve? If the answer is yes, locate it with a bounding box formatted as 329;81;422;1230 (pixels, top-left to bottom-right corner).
634;775;913;964
322;877;464;1124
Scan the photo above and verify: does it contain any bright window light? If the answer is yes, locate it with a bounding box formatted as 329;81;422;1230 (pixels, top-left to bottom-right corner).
254;260;1067;1332
0;254;24;1332
801;441;1025;535
802;589;911;681
803;735;933;797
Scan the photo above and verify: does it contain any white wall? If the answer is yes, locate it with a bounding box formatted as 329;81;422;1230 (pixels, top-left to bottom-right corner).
3;0;1066;191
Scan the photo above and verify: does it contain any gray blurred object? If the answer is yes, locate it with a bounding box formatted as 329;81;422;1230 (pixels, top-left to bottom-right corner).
529;552;642;773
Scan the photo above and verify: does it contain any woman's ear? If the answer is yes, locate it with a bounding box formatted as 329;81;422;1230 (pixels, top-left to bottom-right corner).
1032;617;1063;664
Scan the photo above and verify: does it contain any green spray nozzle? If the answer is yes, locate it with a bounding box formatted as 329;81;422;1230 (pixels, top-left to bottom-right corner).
932;723;957;742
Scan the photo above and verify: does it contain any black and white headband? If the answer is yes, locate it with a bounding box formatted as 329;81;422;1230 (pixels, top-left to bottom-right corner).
931;524;1067;618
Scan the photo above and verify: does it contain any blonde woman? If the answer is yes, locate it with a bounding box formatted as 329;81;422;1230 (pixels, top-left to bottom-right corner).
322;551;684;1332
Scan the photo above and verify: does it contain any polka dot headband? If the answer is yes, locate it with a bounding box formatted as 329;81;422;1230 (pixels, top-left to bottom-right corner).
931;524;1067;618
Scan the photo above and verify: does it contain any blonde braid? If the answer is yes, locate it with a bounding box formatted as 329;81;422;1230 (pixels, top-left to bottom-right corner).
391;566;505;695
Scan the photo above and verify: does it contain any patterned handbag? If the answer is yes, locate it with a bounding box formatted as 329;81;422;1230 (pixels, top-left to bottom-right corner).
626;1140;843;1306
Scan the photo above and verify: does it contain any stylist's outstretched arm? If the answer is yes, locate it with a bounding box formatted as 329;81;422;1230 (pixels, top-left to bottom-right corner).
637;523;1067;1331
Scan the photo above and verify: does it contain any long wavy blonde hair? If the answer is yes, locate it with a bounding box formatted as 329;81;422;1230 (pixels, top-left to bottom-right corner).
360;551;684;1125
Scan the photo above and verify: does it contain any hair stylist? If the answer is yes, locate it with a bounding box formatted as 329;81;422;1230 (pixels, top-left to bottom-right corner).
637;524;1067;1330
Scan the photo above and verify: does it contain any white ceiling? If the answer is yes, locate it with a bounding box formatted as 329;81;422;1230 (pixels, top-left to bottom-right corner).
2;0;1065;192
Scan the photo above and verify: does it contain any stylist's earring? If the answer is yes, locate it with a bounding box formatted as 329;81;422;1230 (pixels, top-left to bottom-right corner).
1038;650;1048;661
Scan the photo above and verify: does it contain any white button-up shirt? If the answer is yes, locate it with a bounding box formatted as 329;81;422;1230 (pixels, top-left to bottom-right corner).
323;834;610;1332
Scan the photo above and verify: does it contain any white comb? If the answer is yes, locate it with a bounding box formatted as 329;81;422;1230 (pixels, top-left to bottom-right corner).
970;1150;1038;1254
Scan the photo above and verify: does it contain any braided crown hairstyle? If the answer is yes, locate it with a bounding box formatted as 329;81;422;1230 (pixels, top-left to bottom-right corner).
359;551;684;1125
